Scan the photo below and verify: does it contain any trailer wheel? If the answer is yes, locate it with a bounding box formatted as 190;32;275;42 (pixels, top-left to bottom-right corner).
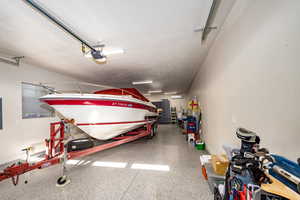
147;123;158;139
153;123;158;136
146;127;154;139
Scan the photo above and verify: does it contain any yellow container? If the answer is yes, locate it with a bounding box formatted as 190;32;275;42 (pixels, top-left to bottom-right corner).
211;154;229;176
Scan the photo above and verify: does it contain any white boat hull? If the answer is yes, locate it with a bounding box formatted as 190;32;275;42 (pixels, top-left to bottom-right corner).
41;93;157;140
53;105;151;140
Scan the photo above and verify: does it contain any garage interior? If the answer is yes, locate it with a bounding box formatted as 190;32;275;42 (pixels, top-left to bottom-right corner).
0;0;300;200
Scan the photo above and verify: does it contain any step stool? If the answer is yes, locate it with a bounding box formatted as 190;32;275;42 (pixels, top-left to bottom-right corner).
188;133;195;143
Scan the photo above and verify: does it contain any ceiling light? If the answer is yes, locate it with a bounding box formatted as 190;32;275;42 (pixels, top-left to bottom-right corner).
148;90;162;93
84;47;124;57
171;95;183;99
93;57;107;64
83;46;123;64
164;92;177;95
132;80;153;85
102;49;124;56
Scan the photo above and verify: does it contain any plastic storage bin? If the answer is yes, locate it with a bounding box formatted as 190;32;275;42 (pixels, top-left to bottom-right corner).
196;141;205;150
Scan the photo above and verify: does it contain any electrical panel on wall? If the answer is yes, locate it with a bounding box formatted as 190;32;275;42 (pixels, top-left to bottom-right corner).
0;98;2;130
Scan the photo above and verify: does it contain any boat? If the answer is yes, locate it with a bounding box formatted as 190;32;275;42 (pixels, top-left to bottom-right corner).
40;88;157;140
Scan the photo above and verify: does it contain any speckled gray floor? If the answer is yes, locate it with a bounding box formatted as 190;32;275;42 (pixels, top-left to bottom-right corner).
0;124;213;200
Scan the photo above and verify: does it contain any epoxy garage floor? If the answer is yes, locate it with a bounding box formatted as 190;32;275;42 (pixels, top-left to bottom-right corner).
0;125;212;200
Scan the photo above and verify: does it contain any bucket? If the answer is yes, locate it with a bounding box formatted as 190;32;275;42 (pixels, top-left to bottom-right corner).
196;141;205;150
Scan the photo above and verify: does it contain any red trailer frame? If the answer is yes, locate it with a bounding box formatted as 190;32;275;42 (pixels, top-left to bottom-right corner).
0;120;157;185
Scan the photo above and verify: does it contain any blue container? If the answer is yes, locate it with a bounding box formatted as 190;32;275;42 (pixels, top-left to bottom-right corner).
269;154;300;194
187;116;196;123
187;127;196;132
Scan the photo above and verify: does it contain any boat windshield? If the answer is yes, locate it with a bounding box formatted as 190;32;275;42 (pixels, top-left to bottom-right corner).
94;88;149;102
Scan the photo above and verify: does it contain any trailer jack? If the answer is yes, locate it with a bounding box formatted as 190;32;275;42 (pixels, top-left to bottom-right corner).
56;145;70;187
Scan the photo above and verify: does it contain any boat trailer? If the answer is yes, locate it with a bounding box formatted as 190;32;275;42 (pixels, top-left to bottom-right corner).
0;119;157;186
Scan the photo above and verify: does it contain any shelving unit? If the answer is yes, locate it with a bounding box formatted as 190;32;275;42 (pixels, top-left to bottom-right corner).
171;107;177;124
152;99;171;124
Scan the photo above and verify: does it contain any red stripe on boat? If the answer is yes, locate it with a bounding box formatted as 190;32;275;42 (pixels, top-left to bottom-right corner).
77;120;147;126
43;99;157;112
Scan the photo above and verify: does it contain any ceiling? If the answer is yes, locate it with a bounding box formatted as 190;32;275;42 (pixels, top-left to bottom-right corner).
0;0;214;94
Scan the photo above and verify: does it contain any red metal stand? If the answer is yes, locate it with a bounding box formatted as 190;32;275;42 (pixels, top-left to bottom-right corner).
0;120;156;185
45;122;65;159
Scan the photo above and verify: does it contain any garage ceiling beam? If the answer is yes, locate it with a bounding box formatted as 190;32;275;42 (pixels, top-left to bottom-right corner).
24;0;97;52
201;0;220;41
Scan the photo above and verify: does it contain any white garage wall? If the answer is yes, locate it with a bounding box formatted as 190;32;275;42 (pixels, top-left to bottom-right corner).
188;0;300;161
0;62;83;164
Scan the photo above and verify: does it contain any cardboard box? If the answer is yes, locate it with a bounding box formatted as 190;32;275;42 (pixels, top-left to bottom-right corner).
211;154;229;176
